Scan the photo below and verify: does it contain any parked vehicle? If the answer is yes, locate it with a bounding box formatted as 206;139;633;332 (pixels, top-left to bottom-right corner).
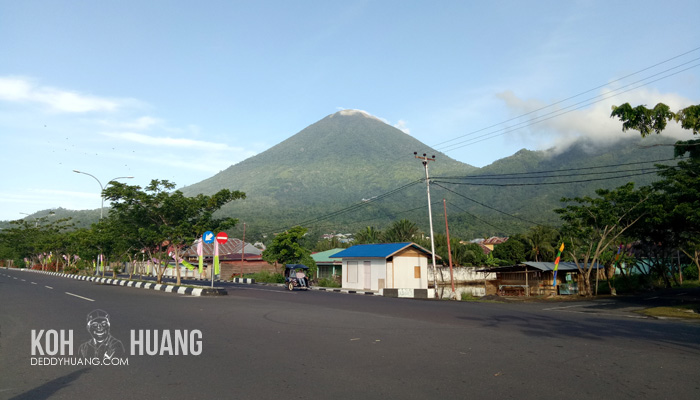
284;264;310;291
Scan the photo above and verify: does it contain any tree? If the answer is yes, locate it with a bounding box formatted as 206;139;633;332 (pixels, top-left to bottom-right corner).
354;226;382;244
523;226;559;262
611;102;700;157
492;239;526;265
0;215;73;270
262;226;317;276
555;183;651;296
382;219;420;243
103;179;245;284
612;102;700;281
454;242;487;267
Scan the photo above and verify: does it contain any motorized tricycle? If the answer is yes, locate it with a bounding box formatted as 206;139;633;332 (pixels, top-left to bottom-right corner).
284;264;310;291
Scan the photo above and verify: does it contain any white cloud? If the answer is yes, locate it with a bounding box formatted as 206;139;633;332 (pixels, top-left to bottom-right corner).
335;107;411;134
122;116;162;130
393;120;411;135
0;76;124;113
496;87;697;154
101;131;237;151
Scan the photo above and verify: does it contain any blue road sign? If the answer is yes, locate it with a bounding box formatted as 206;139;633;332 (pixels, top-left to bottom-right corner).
203;231;215;244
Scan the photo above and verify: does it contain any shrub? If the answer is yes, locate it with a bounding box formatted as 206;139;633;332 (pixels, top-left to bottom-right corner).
246;271;284;283
682;265;699;281
460;292;480;301
317;277;341;288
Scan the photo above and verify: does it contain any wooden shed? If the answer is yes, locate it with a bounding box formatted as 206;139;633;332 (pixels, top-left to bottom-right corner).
479;261;603;296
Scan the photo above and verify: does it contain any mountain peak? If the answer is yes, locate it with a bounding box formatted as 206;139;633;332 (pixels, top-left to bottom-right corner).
330;109;384;122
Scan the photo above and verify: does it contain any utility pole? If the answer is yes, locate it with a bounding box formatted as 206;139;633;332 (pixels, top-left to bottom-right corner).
240;222;246;277
443;199;456;300
414;152;439;298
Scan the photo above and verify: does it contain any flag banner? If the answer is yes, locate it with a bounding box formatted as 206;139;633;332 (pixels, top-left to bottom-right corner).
180;259;196;270
552;243;565;286
214;240;220;275
197;237;204;274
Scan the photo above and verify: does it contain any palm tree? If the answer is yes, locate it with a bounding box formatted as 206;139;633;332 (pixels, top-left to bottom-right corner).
354;226;382;244
382;219;420;243
524;225;559;261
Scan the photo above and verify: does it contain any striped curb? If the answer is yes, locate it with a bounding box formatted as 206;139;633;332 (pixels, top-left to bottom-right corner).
314;287;381;296
255;282;380;296
20;270;227;296
179;277;255;284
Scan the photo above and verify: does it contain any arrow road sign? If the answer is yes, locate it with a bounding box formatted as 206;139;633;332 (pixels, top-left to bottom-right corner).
203;231;215;244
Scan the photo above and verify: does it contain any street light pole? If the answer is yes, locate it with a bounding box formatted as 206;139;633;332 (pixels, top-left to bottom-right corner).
414;152;439;299
73;170;133;276
73;170;134;219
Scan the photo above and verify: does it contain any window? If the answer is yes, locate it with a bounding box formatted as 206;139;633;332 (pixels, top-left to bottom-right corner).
347;261;358;283
414;266;421;278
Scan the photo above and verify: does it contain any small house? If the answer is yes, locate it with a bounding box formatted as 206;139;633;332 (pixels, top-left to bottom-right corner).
330;242;433;292
311;248;344;279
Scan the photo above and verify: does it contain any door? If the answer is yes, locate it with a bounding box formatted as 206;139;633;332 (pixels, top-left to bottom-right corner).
364;261;371;290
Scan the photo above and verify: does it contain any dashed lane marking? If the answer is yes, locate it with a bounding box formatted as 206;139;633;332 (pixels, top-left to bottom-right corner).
65;292;95;302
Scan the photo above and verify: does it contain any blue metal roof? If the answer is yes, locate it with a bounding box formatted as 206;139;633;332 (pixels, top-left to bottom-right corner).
330;242;431;259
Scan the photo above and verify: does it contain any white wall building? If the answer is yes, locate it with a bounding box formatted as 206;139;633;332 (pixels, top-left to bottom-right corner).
331;242;433;292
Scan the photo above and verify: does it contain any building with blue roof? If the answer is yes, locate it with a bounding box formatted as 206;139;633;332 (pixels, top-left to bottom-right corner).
330;242;434;292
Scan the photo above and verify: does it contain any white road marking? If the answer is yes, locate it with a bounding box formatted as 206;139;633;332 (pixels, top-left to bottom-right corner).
45;286;53;289
65;292;95;302
31;282;37;285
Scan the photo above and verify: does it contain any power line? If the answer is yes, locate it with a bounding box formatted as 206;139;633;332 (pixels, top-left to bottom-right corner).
433;183;543;226
437;61;700;152
289;180;422;228
442;199;513;234
432;46;700;149
244;179;424;237
307;201;443;233
433;157;683;180
434;170;659;187
246;155;677;237
436;167;661;182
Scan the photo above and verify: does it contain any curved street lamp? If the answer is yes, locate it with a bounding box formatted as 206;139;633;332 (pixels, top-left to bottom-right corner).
73;170;134;219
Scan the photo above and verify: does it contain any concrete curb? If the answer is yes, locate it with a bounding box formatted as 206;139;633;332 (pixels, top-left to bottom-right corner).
313;287;381;296
161;276;255;285
254;282;381;295
382;288;433;299
22;270;227;296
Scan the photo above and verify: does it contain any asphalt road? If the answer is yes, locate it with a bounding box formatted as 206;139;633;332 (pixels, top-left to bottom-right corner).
1;268;699;400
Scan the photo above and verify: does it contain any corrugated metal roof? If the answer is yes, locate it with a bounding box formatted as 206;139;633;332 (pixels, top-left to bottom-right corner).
478;262;602;273
483;236;509;245
330;242;432;259
183;238;262;257
312;248;345;263
523;261;602;271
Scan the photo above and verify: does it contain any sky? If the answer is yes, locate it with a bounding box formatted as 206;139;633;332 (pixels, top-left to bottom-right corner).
1;0;698;222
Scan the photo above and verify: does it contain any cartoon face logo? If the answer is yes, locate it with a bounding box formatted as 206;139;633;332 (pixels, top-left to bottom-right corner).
88;315;110;343
79;309;125;360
